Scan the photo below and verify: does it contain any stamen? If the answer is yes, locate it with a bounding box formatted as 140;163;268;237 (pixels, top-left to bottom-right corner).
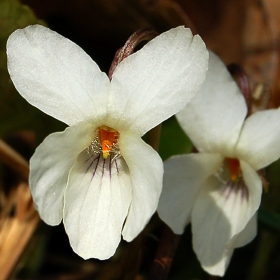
87;125;120;161
217;158;249;202
227;158;241;182
98;126;119;159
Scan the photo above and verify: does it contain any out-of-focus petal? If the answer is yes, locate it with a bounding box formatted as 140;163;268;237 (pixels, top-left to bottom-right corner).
176;51;247;156
230;213;257;248
202;248;234;277
63;151;132;260
239;160;263;229
109;26;208;135
236;108;280;170
7;25;109;126
203;213;257;275
192;160;262;276
120;132;163;241
30;122;94;225
157;153;223;234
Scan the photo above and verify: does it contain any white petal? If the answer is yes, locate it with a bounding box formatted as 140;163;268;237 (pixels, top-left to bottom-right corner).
120;132;163;241
30;122;94;225
176;51;247;155
203;213;257;276
108;26;208;135
7;25;110;126
230;213;257;249
192;160;262;276
157;153;223;234
202;248;234;277
236;108;280;170
239;160;263;228
63;151;132;260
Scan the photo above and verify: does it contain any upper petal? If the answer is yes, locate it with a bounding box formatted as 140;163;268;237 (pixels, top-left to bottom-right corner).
235;108;280;170
120;132;163;241
191;160;262;276
7;24;110;126
176;51;247;155
108;26;209;135
63;151;132;260
157;153;223;234
30;122;94;225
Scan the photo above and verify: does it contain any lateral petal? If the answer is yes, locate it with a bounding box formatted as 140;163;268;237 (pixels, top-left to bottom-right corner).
176;51;247;155
157;153;223;234
236;108;280;170
109;26;208;135
120;132;163;241
7;25;109;126
30;122;94;225
63;151;132;260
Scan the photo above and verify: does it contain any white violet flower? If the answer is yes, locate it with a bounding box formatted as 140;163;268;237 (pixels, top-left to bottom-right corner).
158;51;280;276
6;25;208;259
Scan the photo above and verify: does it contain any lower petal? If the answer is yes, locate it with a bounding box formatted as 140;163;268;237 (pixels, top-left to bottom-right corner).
63;151;132;260
203;214;257;276
120;132;164;241
192;163;262;276
30;122;94;225
202;248;234;277
230;213;257;249
157;153;223;234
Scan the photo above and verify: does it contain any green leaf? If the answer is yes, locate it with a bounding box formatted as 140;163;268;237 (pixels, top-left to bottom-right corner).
159;116;192;161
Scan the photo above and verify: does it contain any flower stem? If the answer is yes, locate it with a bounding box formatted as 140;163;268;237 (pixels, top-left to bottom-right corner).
146;124;162;151
148;225;180;280
227;63;252;116
108;28;159;80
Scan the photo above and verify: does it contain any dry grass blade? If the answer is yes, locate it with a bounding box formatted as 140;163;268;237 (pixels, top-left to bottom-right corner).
0;139;29;182
0;139;39;280
0;183;40;280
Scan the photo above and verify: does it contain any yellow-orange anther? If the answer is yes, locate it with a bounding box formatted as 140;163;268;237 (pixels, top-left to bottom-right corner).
98;126;119;159
227;158;241;181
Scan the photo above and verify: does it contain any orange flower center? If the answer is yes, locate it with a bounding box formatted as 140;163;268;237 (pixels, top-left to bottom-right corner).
227;158;241;182
98;125;119;159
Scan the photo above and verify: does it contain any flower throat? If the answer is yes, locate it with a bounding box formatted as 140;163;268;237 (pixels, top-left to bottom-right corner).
87;125;120;160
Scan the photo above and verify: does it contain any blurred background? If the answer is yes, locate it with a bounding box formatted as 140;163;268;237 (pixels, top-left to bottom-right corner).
1;0;280;279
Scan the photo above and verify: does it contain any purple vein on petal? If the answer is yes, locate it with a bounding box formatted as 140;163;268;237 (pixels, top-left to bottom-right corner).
86;157;94;173
86;155;100;173
115;159;119;175
241;182;249;202
222;179;250;205
222;181;233;201
84;156;92;164
109;156;112;180
101;158;106;178
91;155;100;181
